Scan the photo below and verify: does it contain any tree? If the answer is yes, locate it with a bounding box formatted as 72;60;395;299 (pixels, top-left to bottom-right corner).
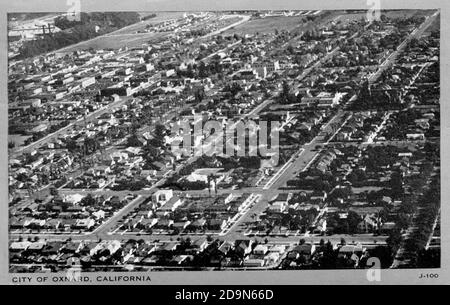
19;12;141;59
143;144;160;161
198;61;208;78
346;211;362;234
386;228;402;255
194;86;205;103
212;175;218;195
144;52;151;63
127;132;142;147
390;170;404;199
153;123;166;148
279;80;293;104
318;240;336;269
286;44;295;54
207;174;212;197
50;186;59;196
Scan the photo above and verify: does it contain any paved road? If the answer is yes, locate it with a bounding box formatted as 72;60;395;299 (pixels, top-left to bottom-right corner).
11;96;132;158
202;15;251;39
10;11;439;248
390;174;437;268
10;24;320;243
266;10;441;193
10;231;387;246
52;13;219;54
369;11;439;83
10;13;252;157
222;10;442;245
265;110;348;191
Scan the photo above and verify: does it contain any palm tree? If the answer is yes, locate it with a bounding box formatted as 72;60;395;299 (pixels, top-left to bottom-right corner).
207;174;212;197
212;174;218;196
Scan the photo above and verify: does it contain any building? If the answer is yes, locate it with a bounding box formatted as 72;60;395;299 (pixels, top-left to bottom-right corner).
302;92;344;108
253;244;269;255
152;189;174;206
80;76;96;88
268;193;293;213
159;196;183;212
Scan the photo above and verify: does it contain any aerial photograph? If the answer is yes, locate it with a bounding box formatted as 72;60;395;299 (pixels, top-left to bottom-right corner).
7;9;440;273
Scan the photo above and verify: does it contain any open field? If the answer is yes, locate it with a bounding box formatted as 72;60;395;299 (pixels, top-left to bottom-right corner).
8;12;59;22
332;13;365;23
111;12;187;35
7;8;440;273
54;12;186;53
424;13;440;33
223;16;308;35
57;12;232;52
57;32;166;52
8;134;31;148
382;9;436;19
223;11;341;35
334;9;436;23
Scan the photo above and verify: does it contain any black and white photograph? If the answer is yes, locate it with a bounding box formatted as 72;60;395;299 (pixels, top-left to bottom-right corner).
1;0;448;287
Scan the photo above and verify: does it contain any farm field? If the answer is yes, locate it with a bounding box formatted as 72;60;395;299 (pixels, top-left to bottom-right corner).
57;12;231;52
56;32;166;52
223;16;308;35
334;9;436;24
222;11;340;35
112;11;187;35
382;9;436;19
54;12;186;53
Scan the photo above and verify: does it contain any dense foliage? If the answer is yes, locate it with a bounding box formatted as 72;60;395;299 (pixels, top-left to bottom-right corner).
18;12;141;58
